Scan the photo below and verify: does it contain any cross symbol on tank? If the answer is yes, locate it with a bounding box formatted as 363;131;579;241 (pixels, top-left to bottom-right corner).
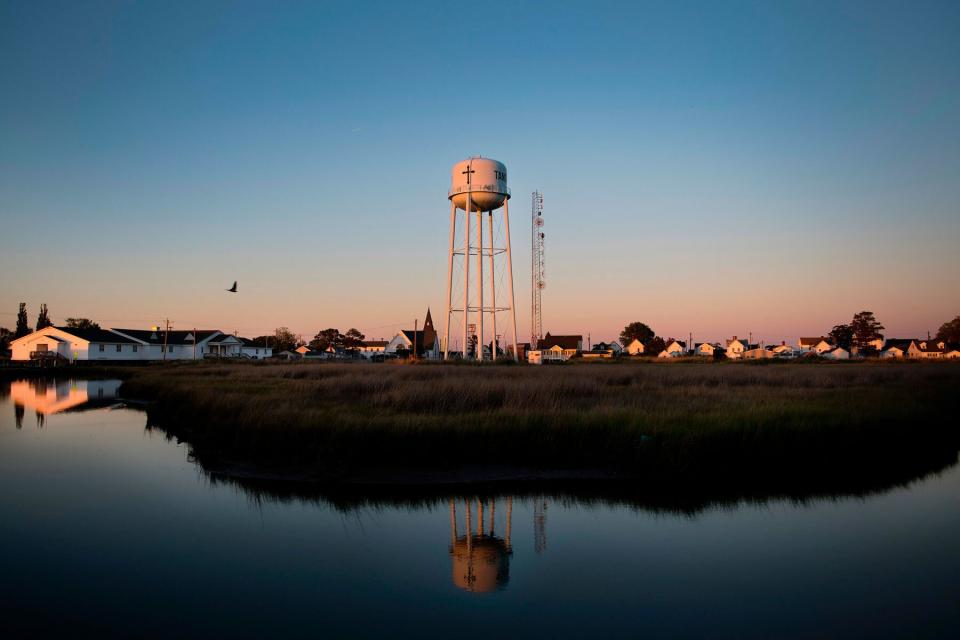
461;165;475;185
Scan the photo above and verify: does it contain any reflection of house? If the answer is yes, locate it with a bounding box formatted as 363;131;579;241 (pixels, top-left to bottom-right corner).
9;379;121;414
386;309;440;359
449;498;512;593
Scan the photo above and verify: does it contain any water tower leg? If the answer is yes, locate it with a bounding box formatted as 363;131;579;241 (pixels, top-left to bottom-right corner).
487;211;497;361
444;201;456;360
476;209;484;361
463;197;471;361
503;197;520;361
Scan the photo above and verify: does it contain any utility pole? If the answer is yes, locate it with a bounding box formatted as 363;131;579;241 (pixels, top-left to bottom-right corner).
162;318;171;361
193;327;197;360
413;318;418;361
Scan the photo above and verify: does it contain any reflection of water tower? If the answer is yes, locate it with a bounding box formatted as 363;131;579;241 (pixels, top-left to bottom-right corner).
444;157;519;361
449;498;513;593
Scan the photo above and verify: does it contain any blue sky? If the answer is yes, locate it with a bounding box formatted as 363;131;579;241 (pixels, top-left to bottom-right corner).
1;0;958;343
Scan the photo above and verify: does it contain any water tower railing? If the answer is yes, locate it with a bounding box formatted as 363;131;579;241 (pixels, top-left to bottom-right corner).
447;185;511;198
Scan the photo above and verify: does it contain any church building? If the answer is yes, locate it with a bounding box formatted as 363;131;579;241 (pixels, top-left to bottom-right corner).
385;308;441;359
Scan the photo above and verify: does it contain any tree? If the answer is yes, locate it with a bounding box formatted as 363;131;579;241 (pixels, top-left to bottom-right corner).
272;327;299;352
828;324;853;350
0;327;12;352
35;304;52;330
646;336;666;356
15;303;30;338
620;322;655;348
850;310;884;351
65;317;100;330
310;328;343;351
935;315;960;345
342;328;365;350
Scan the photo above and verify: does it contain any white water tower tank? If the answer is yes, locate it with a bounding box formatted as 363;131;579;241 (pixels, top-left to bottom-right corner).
448;157;510;211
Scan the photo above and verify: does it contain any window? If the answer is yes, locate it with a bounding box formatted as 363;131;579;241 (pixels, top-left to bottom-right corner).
133;345;138;353
168;345;173;353
116;344;122;353
99;344;105;352
37;344;49;352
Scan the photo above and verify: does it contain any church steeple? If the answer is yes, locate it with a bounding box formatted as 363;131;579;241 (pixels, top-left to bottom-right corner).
423;308;436;348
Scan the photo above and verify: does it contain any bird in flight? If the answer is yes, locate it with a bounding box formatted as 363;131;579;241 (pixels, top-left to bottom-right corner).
227;281;237;293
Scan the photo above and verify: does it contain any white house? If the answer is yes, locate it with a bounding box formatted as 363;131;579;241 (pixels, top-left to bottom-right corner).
822;346;850;360
358;340;388;360
725;337;750;360
239;337;273;360
11;326;248;361
909;340;944;359
624;339;645;356
693;342;720;357
527;333;582;364
12;326;147;362
880;339;916;359
109;328;229;359
583;341;622;360
770;343;795;357
798;337;834;355
743;347;776;359
659;339;686;358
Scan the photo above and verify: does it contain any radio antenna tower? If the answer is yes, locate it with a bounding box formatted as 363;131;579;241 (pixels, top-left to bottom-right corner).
531;191;545;348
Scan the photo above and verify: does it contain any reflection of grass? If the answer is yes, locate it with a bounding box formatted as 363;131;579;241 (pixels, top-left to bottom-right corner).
122;361;960;480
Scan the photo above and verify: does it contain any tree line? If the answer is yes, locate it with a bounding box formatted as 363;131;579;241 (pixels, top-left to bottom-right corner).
0;302;100;353
246;327;368;353
617;310;960;356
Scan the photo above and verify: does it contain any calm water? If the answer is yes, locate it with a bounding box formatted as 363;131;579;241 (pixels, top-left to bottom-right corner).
1;379;959;638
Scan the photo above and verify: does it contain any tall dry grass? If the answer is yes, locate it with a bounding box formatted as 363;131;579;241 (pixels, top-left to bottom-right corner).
121;360;960;480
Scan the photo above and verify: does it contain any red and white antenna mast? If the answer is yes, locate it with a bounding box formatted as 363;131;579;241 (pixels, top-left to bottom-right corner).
531;191;545;348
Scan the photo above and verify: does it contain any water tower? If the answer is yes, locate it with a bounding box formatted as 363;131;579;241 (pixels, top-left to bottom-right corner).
444;157;519;361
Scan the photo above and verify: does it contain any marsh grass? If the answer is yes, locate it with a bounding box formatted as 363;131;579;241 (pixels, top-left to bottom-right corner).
122;360;960;481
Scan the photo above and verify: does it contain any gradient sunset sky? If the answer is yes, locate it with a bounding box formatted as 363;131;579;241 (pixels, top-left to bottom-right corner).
2;1;958;345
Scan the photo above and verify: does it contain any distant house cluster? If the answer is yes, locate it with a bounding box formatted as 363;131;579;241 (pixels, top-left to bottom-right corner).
526;334;960;363
9;326;273;362
278;309;442;362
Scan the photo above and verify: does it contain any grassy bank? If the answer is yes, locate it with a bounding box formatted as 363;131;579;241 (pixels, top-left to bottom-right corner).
120;360;960;486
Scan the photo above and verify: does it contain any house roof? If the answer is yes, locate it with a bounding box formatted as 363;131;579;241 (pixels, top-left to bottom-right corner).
799;336;832;346
541;333;582;350
883;339;916;351
400;330;437;355
361;340;388;348
238;337;271;348
207;334;241;343
53;327;139;344
110;328;221;345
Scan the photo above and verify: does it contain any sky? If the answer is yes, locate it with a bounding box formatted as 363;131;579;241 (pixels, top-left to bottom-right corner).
1;0;959;345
